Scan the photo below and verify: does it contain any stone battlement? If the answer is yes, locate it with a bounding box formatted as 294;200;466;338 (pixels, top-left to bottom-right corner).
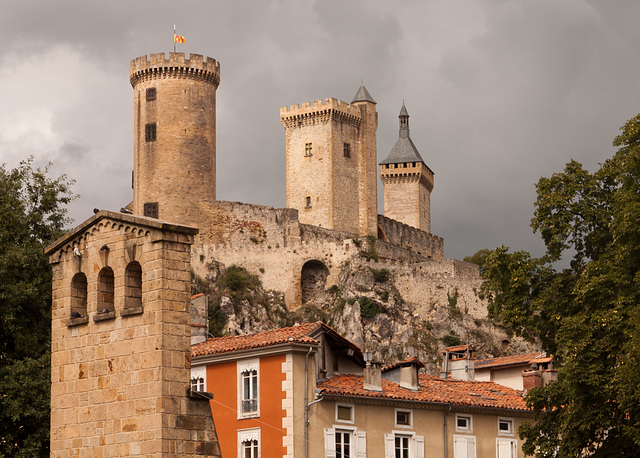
130;52;220;87
280;98;362;128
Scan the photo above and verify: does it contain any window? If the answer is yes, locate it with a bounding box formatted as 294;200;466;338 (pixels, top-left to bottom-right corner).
191;366;206;392
70;273;87;318
498;418;513;436
395;435;410;458
238;428;260;458
305;142;313;156
456;414;473;433
145;123;157;141
124;261;142;309
191;377;205;392
395;409;412;427
97;267;115;314
384;432;424;458
325;427;366;458
305;196;311;208
336;404;353;423
146;87;156;101
238;359;259;418
453;435;476;458
144;202;158;219
344;143;351;158
335;430;351;458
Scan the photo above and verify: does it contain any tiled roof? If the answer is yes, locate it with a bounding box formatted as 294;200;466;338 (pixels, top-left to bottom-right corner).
191;322;323;357
318;374;528;412
382;357;425;372
442;345;472;353
475;352;548;370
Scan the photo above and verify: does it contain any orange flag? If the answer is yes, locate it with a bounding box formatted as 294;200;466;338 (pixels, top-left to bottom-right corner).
174;34;185;44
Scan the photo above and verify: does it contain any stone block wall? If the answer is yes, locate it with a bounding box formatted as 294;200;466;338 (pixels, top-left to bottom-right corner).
47;211;220;457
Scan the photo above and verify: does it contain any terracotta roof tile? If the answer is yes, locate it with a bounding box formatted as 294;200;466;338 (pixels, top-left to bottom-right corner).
382;357;425;372
442;345;472;353
191;322;324;357
318;374;529;412
475;352;549;369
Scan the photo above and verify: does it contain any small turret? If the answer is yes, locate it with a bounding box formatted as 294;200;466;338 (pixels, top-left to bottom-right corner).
380;103;434;233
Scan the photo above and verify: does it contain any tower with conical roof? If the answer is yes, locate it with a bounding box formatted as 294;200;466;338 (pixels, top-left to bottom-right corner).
280;85;378;236
380;103;434;232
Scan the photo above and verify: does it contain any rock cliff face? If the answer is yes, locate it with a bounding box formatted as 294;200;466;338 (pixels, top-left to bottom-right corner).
195;253;537;374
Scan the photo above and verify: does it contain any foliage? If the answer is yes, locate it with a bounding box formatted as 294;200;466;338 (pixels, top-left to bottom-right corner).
358;297;380;318
208;302;228;337
463;248;492;273
361;236;379;262
376;289;389;302
441;331;462;347
221;265;260;295
371;268;389;283
480;114;640;456
0;158;75;456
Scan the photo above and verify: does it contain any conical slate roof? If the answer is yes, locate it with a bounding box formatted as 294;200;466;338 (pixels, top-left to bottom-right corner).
351;84;376;104
380;103;425;165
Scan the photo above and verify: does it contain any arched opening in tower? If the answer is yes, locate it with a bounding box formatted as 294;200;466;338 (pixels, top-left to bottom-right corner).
301;260;329;305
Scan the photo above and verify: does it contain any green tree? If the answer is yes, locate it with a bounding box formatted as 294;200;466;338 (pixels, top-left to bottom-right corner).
480;114;640;456
0;159;74;457
463;248;493;273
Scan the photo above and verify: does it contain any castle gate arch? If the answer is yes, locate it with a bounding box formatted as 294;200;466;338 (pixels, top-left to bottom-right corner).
301;260;329;305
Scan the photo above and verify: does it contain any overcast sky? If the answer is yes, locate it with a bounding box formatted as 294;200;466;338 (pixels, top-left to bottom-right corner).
2;0;639;261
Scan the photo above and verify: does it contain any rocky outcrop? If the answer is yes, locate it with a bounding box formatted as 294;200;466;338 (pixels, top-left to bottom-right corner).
194;254;537;374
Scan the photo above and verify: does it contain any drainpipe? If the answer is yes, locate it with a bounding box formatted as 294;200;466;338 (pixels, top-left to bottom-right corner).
444;404;451;458
304;347;313;458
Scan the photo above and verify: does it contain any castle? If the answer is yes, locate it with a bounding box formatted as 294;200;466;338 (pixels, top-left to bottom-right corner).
45;52;488;455
126;52;456;308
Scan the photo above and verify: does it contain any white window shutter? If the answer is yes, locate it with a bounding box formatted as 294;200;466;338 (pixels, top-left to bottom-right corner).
414;435;425;458
355;430;367;458
384;434;395;458
467;436;476;458
497;439;516;458
324;428;336;458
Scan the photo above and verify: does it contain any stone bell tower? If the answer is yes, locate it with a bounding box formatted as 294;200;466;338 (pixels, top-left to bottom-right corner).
46;211;221;457
130;53;220;229
380;102;434;233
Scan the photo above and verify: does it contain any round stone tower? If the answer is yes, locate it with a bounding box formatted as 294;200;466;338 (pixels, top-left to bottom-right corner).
130;52;220;229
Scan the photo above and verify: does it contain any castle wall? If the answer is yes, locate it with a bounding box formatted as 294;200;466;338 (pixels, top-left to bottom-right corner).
130;53;220;230
47;212;220;457
377;214;444;260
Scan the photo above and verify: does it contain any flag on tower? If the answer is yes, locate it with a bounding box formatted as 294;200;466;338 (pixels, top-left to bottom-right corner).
174;34;185;44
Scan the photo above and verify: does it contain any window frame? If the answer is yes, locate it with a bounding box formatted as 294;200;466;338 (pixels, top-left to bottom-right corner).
335;429;352;458
455;414;473;434
335;403;354;424
395;408;413;428
237;358;260;419
238;427;260;458
305;142;313;157
343;142;351;158
146;87;157;101
190;365;206;392
497;418;514;436
145;123;157;142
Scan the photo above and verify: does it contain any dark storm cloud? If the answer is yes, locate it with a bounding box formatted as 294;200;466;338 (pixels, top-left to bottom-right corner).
1;0;639;261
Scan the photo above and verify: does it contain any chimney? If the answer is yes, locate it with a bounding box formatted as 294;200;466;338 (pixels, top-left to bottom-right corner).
364;362;382;392
542;369;558;386
522;370;543;393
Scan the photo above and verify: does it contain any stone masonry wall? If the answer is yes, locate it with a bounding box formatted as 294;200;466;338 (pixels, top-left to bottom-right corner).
47;211;220;457
377;214;444;260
